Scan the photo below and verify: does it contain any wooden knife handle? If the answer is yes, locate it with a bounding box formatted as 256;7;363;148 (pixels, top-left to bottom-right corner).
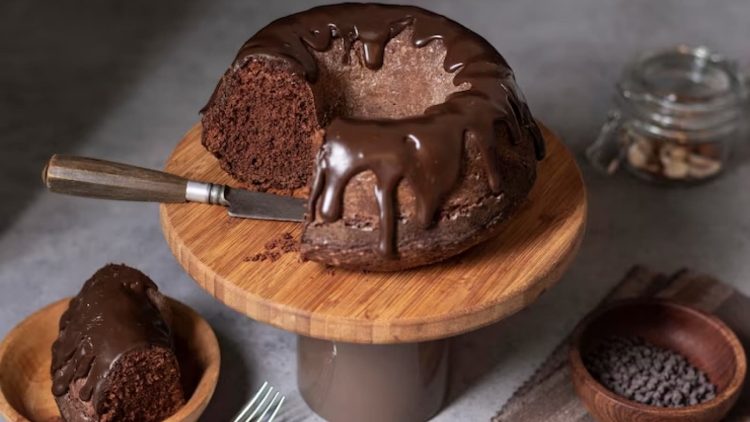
42;155;188;203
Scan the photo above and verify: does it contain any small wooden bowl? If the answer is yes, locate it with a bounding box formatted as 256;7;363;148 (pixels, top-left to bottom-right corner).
0;297;220;422
569;299;746;422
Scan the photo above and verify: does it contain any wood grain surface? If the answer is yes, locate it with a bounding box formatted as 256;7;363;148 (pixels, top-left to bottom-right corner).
44;154;188;203
569;299;745;422
160;123;586;344
493;267;750;422
0;298;220;422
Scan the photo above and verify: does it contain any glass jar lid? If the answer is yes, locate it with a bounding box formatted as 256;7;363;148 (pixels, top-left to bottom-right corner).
616;45;747;135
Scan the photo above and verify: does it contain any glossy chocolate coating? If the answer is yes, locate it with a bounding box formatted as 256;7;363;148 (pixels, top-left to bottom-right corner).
207;3;544;256
50;264;172;411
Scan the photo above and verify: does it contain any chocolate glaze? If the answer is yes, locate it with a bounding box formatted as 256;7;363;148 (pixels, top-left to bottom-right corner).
51;264;172;411
206;3;545;256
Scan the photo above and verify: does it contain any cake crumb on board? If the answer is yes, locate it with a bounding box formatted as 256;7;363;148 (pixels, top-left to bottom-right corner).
244;232;298;262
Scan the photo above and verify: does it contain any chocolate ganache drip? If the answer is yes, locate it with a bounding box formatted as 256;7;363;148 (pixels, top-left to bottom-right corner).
210;4;545;256
51;264;172;410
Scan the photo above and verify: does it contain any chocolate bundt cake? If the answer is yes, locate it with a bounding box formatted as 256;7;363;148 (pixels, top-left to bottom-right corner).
51;264;184;422
201;3;545;271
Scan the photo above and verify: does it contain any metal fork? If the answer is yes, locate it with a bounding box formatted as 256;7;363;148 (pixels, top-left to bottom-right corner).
231;381;286;422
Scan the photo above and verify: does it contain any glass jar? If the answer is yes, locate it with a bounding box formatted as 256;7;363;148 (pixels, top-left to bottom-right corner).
587;45;748;185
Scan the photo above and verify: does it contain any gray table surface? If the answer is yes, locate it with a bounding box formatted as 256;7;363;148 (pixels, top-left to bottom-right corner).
2;1;749;421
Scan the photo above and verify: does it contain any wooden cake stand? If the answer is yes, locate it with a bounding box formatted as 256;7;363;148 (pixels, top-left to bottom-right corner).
160;123;586;422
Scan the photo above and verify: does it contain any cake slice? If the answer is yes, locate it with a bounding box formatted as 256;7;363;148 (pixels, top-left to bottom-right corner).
51;264;184;422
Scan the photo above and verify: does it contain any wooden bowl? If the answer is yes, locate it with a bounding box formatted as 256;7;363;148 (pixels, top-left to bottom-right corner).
569;299;746;422
0;297;220;422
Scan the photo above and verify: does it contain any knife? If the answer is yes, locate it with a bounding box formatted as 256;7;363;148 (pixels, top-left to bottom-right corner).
42;155;306;222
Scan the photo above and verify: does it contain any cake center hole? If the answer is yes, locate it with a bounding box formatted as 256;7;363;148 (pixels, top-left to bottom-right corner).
311;27;468;120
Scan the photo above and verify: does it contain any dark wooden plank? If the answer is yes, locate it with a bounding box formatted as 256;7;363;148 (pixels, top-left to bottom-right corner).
494;267;749;422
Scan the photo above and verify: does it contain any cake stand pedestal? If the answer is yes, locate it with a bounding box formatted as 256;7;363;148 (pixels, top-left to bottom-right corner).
160;123;586;422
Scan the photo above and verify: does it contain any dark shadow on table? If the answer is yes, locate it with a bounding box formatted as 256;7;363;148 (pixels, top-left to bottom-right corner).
0;0;198;234
199;329;253;422
445;311;523;405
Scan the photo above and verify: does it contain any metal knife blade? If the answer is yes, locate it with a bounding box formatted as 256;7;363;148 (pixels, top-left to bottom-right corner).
225;187;307;222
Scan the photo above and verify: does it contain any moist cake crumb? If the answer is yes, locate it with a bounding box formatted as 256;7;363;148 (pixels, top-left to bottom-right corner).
201;4;543;271
245;232;299;262
51;264;184;422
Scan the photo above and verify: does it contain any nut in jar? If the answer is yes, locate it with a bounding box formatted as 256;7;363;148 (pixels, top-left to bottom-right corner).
587;45;747;185
625;133;724;182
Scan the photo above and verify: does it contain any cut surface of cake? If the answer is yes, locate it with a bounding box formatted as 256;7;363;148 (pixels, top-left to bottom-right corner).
201;3;545;271
51;264;184;422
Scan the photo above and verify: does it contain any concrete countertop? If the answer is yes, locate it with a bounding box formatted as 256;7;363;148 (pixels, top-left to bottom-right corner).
2;1;749;420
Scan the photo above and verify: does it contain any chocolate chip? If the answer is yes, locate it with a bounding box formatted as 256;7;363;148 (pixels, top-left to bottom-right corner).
583;336;717;408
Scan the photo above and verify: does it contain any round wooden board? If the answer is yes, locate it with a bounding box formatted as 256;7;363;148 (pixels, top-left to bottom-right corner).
160;123;586;344
0;297;219;422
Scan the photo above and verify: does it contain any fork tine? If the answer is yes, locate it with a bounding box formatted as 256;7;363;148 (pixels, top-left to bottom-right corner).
254;391;280;421
244;384;275;421
267;395;285;422
231;382;268;422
